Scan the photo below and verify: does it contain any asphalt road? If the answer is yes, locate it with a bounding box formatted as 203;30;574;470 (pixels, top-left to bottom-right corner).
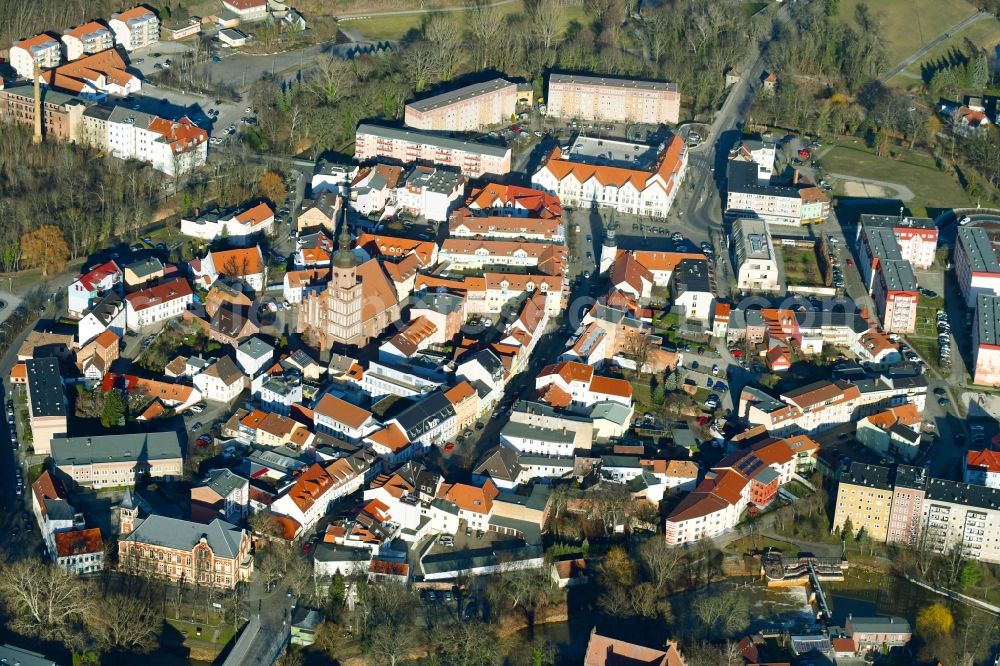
877;11;991;84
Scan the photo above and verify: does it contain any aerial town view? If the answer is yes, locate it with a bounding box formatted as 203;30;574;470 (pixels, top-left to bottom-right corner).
2;0;1000;664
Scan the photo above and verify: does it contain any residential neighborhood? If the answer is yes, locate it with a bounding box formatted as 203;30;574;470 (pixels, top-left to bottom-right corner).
0;0;999;665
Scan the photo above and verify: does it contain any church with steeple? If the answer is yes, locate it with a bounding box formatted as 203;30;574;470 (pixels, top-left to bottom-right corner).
298;197;402;349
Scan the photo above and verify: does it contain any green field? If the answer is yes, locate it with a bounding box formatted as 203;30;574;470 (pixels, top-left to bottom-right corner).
780;246;825;287
839;0;980;65
822;138;974;217
891;17;1000;86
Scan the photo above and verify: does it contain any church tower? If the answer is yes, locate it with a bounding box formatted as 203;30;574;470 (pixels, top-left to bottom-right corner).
117;486;139;536
332;194;357;291
599;214;618;275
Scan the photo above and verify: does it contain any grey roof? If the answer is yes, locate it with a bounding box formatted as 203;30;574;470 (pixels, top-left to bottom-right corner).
925;477;1000;511
488;515;542;545
0;644;58;666
1;82;90;108
430;497;460;515
754;466;780;485
219;28;248;40
473;444;521;482
392;391;456;440
732;216;773;263
126;256;164;279
421;540;542;574
44;498;76;522
405;165;462;194
601;455;642;469
893;464;928;490
407;78;515;113
549;73;678;92
877;259;917;292
52;432;182;466
83;103;115;121
313;542;371;563
672;258;711;294
501;421;575;444
203;355;244;385
123;515;245;559
794;311;870;333
237;336;274;360
461;348;504;380
848;616;911;634
958;227;1000;274
26;358;65;418
412;290;465;316
728;160;798;199
108;105;158;131
841;462;893;491
203;468;248;498
85;291;124;326
861;226;903;261
588;401;631;426
516;454;574;468
979;293;1000;347
357;123;511;159
300;191;339;220
861;213;935;231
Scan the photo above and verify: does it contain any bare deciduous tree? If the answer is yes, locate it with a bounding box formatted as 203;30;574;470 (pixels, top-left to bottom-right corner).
0;558;94;642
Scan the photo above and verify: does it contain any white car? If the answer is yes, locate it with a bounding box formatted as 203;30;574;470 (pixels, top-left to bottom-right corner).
959;216;972;225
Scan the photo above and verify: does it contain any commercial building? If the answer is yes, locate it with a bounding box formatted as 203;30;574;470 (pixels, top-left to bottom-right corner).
855;218;924;334
955;226;1000;307
0;82;88;143
404;78;517;131
732;217;780;293
726;161;829;226
531;134;687;218
973;293;1000;386
546;73;680;125
9;34;62;79
51;432;183;488
355;123;512;178
25;358;67;456
109;6;160;51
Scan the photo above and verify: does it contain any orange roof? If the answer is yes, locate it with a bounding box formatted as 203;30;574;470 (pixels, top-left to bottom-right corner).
715;302;731;319
370;560;410;577
314;394;372;430
617;249;707;273
365;424;410;453
54;528;104;558
235;202;274;226
284;268;329;288
138;399;166;421
148;116;207;152
484;272;561;292
444;380;476;406
32;470;68;513
273;515;302;541
438;479;498;514
241;409;268;430
65;21;111;39
93;329;119;349
449;210;562;239
663;460;699;478
783;434;819;455
286;463;334;513
466;183;563;219
132;376;194;403
114;6;157;21
14;34;59;50
538;383;573;408
864;403;921;430
540;361;594;385
40;48;137;94
356;233;436;266
541;135;686;198
968;448;1000;474
125;278;192;312
210;247;264;275
831;637;856;652
589;375;633;399
708;469;750;504
370;471;415;498
355;259;401;322
9;362;26;381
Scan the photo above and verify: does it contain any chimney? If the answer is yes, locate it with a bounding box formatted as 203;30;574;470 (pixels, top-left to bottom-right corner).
86;438;92;446
32;60;42;145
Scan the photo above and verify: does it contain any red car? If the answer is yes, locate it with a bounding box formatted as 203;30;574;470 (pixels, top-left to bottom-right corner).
444;442;455;452
846;258;853;267
798;148;811;158
302;542;313;554
195;436;211;447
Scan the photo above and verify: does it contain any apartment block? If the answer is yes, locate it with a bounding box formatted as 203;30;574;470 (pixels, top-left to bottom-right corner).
109;6;160;51
955;227;1000;307
726;161;829;226
61;21;114;61
546;73;680;125
832;463;894;542
886;465;928;546
732;217;780;293
871;259;918;334
973;293;1000;386
355;123;511;178
405;78;517;131
860;214;938;270
25;358;67;456
856;220;922;334
10;34;62;79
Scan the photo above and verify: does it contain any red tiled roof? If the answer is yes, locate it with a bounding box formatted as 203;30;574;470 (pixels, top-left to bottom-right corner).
539;361;594;385
54;528;104;558
314;394;372;430
125;278;192;312
286;463;333;513
968;448;1000;474
589;375;633;399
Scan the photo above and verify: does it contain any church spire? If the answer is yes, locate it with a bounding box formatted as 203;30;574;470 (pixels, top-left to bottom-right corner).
333;189;356;270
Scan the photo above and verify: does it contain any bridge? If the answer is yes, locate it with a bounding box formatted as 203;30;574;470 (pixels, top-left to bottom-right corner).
761;553;846;624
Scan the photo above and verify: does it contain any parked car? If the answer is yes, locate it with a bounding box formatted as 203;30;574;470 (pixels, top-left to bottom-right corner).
191;422;203;432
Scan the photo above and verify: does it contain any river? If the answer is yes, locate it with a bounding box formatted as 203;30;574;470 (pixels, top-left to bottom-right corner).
520;569;942;663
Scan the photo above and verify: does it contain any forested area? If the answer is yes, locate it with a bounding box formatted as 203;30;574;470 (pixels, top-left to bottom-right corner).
247;0;766;156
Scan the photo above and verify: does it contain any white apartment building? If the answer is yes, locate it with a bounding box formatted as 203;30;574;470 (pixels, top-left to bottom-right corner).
955;226;1000;308
355;123;512;178
124;278;193;330
181;202;275;243
105;107;207;176
109;6;160;51
500;422;577;457
192;357;244;403
531;135;687;219
62;22;114;61
921;479;1000;564
313;393;379;442
405;78;517;131
10;34;62;79
439;239;566;274
726;161;829;226
732;217;780;293
546;73;680;125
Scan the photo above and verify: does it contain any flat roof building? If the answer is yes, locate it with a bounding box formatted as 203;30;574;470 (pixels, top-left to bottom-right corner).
546;73;680;125
732;217;779;293
405;78;518;132
973;293;1000;386
955;226;1000;307
355;123;511;178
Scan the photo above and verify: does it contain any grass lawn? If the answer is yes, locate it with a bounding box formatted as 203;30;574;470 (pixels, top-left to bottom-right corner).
908;295;946;370
839;0;979;65
27;462;44;484
823;138;974;217
892;17;1000;85
779;246;824;287
741;1;768;18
